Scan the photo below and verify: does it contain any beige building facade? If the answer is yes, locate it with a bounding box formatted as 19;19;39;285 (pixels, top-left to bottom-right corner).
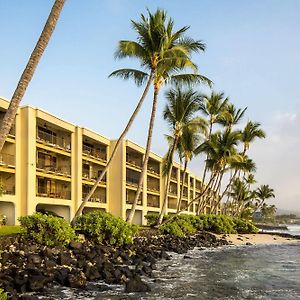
0;98;218;225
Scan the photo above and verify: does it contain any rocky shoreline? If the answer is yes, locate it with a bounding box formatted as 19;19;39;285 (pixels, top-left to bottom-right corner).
0;231;228;299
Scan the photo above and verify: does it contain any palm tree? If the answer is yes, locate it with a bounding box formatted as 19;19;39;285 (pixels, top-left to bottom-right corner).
254;184;275;213
121;9;211;224
72;9;211;223
0;0;65;152
176;123;204;212
241;121;266;155
157;87;205;224
194;91;228;214
219;103;247;130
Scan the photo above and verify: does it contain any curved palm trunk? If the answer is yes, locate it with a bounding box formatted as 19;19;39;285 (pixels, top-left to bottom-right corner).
158;136;179;225
211;169;238;214
127;85;158;224
176;159;188;212
71;73;153;224
0;0;65;152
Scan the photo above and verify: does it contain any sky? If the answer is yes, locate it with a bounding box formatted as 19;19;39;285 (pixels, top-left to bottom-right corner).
0;0;299;212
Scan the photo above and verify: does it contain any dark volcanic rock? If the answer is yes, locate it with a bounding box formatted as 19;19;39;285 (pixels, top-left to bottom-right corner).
125;275;151;293
67;271;86;288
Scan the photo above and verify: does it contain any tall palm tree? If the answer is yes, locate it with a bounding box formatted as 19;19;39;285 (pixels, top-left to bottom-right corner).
0;0;65;152
194;91;228;214
122;9;211;224
72;9;211;223
176;124;204;213
157;87;205;225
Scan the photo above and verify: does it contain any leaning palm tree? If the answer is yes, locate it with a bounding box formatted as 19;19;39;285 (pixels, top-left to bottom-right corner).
72;9;211;223
0;0;65;152
122;10;211;224
194;91;228;214
157;87;205;225
218;103;247;130
176;124;204;212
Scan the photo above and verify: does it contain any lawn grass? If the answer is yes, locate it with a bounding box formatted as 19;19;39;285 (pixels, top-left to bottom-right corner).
0;225;21;236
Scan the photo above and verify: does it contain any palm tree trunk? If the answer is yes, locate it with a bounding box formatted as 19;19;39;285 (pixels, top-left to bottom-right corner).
71;73;153;224
176;159;188;212
158;136;179;225
127;84;158;224
0;0;65;152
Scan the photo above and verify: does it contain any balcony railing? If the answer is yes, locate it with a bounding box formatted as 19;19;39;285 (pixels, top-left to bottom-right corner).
82;170;106;183
82;192;106;203
180;200;188;211
0;153;15;167
147;165;160;176
126;159;142;169
147;185;160;193
83;144;106;161
126;197;142;205
37;129;71;151
1;185;15;195
37;188;71;199
36;163;71;176
126;176;139;187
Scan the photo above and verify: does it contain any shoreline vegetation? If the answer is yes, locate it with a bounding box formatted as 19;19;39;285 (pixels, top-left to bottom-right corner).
0;212;299;299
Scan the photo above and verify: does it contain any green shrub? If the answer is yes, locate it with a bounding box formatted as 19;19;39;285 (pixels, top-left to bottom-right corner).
19;213;77;247
144;213;170;227
233;218;258;233
0;289;7;300
159;214;258;237
74;211;138;246
160;214;197;237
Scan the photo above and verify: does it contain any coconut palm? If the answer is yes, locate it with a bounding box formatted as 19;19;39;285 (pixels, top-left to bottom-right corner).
194;91;228;214
241;121;266;155
120;9;211;224
254;184;275;213
0;0;65;152
157;87;206;224
219;103;247;130
73;9;211;223
176;124;204;213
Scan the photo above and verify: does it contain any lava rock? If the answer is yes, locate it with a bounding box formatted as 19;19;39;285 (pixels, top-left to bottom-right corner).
125;275;151;293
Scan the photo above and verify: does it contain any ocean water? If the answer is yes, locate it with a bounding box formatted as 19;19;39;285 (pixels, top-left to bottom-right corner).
39;242;300;300
263;224;300;236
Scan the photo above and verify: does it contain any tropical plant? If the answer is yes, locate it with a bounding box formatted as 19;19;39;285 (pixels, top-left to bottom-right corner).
157;87;206;224
254;184;275;213
73;9;211;224
19;213;77;247
74;211;138;246
0;0;65;152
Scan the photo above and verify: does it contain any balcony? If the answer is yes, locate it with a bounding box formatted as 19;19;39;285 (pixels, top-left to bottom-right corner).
82;143;106;162
147;194;160;208
195;180;202;191
0;184;15;195
126;148;142;170
82;187;106;204
82;170;106;183
37;162;71;177
180;200;188;211
0;113;15;138
126;169;140;187
0;153;15;167
147;159;160;176
147;178;160;193
37;127;71;152
126;189;142;205
37;187;71;199
170;168;177;181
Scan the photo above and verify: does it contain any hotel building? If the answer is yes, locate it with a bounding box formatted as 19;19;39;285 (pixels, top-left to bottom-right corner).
0;97;219;225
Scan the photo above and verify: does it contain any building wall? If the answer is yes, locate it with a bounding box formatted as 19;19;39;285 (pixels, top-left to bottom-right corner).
0;97;218;225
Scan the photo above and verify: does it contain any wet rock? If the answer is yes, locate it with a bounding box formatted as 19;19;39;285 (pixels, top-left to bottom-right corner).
125;275;151;293
28;275;47;292
67;271;86;288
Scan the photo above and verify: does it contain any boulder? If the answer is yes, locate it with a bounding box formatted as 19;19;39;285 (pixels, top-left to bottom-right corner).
125;275;151;293
67;271;86;288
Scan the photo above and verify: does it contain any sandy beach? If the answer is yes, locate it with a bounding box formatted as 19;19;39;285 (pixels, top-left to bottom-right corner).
218;233;300;245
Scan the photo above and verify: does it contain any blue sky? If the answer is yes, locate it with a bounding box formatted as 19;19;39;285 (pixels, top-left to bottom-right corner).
1;0;300;211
